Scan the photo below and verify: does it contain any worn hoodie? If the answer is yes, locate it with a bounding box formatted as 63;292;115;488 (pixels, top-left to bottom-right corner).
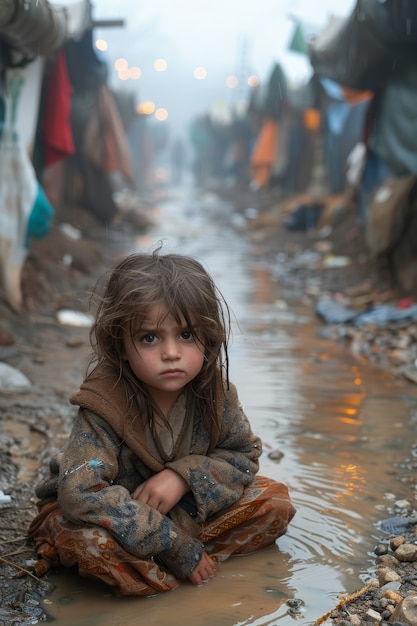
36;364;262;579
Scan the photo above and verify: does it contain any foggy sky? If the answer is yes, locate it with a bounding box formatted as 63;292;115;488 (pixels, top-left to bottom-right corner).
91;0;356;136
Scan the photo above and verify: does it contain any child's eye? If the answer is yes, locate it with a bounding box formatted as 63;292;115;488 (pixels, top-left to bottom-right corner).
141;333;156;344
181;330;193;341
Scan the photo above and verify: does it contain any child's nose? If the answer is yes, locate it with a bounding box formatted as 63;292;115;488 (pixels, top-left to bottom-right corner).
162;339;180;359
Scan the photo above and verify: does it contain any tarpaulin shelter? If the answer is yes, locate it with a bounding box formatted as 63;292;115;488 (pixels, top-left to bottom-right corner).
308;0;417;293
0;0;128;311
250;63;288;189
308;0;417;92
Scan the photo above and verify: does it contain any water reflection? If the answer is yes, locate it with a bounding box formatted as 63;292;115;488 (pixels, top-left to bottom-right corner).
43;187;417;625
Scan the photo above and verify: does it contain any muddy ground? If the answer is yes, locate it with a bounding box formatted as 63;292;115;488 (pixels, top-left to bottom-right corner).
0;186;417;625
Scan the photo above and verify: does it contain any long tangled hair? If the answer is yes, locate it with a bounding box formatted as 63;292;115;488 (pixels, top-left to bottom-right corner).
88;250;231;449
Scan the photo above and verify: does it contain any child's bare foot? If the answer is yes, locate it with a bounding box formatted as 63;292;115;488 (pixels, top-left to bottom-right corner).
187;551;217;586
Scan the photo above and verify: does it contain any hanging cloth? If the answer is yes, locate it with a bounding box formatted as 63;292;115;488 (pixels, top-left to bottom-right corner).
0;69;54;311
42;48;75;167
250;118;278;188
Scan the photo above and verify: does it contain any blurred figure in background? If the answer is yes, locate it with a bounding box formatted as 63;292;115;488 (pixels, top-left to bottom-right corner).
171;137;186;185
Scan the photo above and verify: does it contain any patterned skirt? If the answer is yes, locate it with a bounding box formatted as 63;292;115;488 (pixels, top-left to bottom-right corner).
28;475;295;596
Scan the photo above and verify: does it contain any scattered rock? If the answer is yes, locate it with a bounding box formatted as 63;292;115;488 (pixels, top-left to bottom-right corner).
394;543;417;562
0;362;32;393
328;522;417;626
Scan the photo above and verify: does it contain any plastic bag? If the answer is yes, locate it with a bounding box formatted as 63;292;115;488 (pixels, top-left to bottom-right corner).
26;183;55;244
0;71;37;311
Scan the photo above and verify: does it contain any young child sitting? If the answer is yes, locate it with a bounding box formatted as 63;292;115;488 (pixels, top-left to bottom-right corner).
29;251;296;595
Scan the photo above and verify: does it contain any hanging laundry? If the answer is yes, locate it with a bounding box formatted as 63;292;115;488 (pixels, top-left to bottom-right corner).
42;48;75;167
250;118;278;189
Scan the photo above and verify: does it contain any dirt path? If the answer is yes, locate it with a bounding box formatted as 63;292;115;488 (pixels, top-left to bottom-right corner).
0;188;416;625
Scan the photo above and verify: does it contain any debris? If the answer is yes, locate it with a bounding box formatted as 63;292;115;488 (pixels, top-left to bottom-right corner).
322;254;351;268
0;362;32;393
56;309;94;327
0;489;11;504
284;202;324;231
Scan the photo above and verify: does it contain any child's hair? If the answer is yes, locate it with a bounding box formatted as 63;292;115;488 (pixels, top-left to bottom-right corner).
89;250;231;448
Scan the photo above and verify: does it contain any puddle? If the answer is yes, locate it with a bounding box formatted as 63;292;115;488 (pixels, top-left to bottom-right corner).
37;186;417;625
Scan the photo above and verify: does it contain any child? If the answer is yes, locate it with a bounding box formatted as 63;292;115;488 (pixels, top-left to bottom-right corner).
29;251;295;596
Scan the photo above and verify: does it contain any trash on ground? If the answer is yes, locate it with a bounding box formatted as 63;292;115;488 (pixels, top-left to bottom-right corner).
59;223;82;240
0;489;12;504
284;202;324;231
322;254;351;268
316;299;417;326
56;309;94;327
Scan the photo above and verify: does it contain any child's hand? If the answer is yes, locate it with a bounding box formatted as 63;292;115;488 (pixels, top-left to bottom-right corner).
131;469;189;514
187;551;217;586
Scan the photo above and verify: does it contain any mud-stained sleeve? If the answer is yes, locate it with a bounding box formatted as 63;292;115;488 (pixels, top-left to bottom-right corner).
57;408;204;579
166;385;262;522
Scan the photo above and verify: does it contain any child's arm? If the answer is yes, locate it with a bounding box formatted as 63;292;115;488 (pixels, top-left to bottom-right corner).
166;384;263;521
57;409;205;580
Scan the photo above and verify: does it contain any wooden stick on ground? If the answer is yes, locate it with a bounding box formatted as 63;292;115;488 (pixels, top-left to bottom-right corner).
314;581;376;626
0;555;41;582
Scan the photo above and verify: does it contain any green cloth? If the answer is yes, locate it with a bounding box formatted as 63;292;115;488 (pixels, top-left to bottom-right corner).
289;22;308;55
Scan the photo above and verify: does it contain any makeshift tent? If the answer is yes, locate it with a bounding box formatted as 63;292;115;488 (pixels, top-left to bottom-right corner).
0;0;99;310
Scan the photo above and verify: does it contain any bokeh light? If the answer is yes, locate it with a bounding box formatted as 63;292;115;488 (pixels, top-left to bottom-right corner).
155;107;168;121
129;66;142;79
117;68;130;81
226;76;238;89
193;66;207;80
248;74;260;87
137;100;156;115
154;58;168;72
114;57;128;72
95;39;108;51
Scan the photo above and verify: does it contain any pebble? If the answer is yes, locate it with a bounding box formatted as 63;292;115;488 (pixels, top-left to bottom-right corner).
377;554;400;568
377;566;402;585
267;449;284;462
394;543;417;562
365;608;382;621
390;535;406;550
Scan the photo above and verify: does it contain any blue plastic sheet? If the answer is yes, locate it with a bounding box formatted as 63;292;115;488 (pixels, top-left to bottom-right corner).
316;298;417;326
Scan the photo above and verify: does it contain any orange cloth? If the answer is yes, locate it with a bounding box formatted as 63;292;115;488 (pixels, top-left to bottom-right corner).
28;476;295;596
303;108;321;132
341;87;373;105
250;118;279;188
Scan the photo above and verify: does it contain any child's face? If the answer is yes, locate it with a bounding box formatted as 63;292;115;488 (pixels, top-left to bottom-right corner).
123;304;205;410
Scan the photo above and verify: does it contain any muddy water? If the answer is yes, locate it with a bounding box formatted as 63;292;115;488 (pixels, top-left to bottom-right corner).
42;187;417;625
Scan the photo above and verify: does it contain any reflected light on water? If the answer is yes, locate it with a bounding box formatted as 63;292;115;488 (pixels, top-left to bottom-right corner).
334;463;367;505
40;188;417;626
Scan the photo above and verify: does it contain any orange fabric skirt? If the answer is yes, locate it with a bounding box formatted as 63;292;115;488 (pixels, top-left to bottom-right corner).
28;475;295;596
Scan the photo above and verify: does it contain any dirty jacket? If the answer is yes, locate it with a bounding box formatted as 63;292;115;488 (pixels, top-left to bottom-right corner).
37;364;262;579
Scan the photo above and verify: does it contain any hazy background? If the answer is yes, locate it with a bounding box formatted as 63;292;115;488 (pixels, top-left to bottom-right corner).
91;0;356;139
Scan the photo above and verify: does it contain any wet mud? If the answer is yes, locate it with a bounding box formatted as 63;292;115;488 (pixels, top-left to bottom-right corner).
1;185;417;625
